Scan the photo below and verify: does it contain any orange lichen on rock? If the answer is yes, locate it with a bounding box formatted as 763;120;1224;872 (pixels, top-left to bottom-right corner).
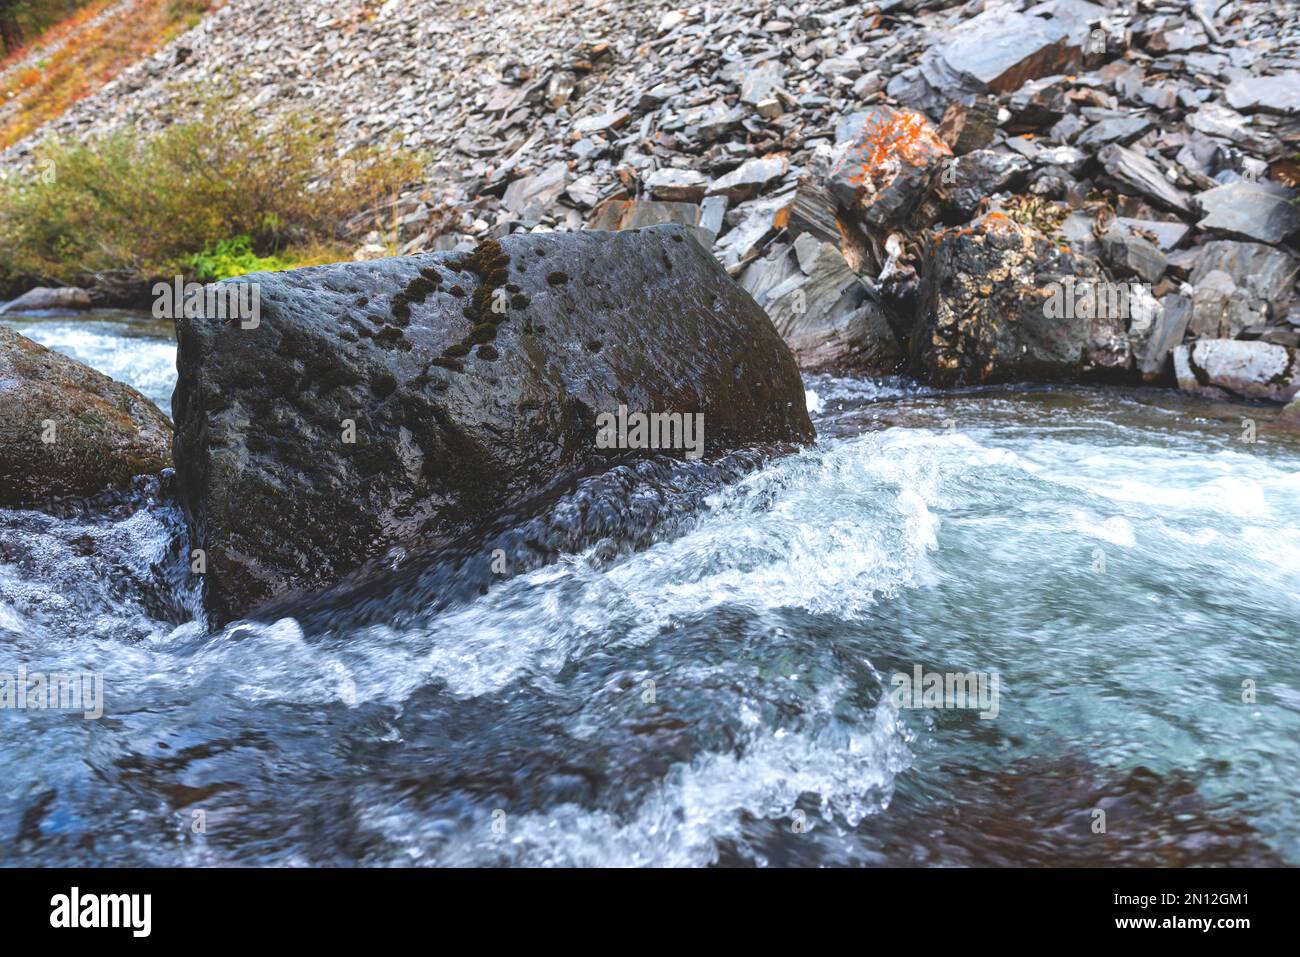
842;108;951;189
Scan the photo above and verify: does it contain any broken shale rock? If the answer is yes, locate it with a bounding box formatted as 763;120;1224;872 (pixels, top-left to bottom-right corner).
173;227;814;622
829;105;951;236
1173;339;1300;403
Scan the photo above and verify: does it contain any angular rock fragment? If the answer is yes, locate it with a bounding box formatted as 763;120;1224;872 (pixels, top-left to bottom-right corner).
742;236;900;372
706;156;789;202
1225;75;1300;115
1187;269;1266;339
645;167;709;202
1115;217;1189;251
1100;223;1167;283
1075;114;1152;148
1187;240;1299;312
926;9;1080;96
940;150;1032;222
1007;76;1069;131
573;109;630;135
740;61;784;107
1097;144;1193;213
1173;339;1300;402
829;105;951;234
502;162;568;220
937;100;999;155
1138;291;1192;379
1196;181;1300;244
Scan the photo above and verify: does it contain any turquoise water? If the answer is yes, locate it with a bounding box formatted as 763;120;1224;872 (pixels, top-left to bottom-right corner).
0;315;1296;865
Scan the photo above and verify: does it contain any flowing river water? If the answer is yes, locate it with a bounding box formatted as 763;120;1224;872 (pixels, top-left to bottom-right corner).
2;310;1298;866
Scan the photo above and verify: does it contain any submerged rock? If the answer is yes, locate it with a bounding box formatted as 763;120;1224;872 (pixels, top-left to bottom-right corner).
909;213;1131;387
173;226;814;622
0;325;172;508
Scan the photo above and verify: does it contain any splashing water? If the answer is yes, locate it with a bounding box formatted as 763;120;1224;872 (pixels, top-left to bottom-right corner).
1;316;1297;866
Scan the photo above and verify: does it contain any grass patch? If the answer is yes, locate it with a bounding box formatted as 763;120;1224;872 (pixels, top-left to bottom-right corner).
0;95;425;287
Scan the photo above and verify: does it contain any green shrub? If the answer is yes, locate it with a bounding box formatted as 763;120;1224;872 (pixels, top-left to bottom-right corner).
186;235;291;280
0;95;425;286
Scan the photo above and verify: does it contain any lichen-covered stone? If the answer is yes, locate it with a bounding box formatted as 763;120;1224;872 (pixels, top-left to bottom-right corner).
908;213;1132;387
173;226;814;622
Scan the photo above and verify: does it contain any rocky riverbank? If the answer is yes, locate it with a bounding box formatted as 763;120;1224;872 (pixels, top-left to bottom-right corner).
6;0;1298;402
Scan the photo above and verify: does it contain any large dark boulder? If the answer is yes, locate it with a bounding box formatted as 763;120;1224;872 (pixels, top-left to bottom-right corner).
174;225;814;622
908;213;1132;387
0;324;172;508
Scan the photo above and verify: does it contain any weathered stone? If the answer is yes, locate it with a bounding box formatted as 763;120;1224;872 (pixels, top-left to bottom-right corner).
1098;144;1193;213
1100;223;1167;283
829;105;951;234
1188;240;1299;311
0;324;171;508
940;149;1032;222
645;167;709;202
782;174;842;246
1115;217;1189;251
1138;291;1191;379
1145;19;1208;54
502;162;568;220
1007;76;1069;130
1225;75;1300;115
1196;181;1300;244
586;199;714;249
572;109;630;134
740;61;784;106
909;213;1131;387
1186;102;1270;152
699;194;728;238
715;193;789;271
743;235;901;372
937;100;999;155
1187;269;1266;339
1173;339;1300;402
0;287;93;314
927;9;1080;96
1075;114;1152;148
173;228;815;621
706;156;789;202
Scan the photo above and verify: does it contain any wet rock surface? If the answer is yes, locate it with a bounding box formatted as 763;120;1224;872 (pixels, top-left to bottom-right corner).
0;324;172;508
173;226;814;621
